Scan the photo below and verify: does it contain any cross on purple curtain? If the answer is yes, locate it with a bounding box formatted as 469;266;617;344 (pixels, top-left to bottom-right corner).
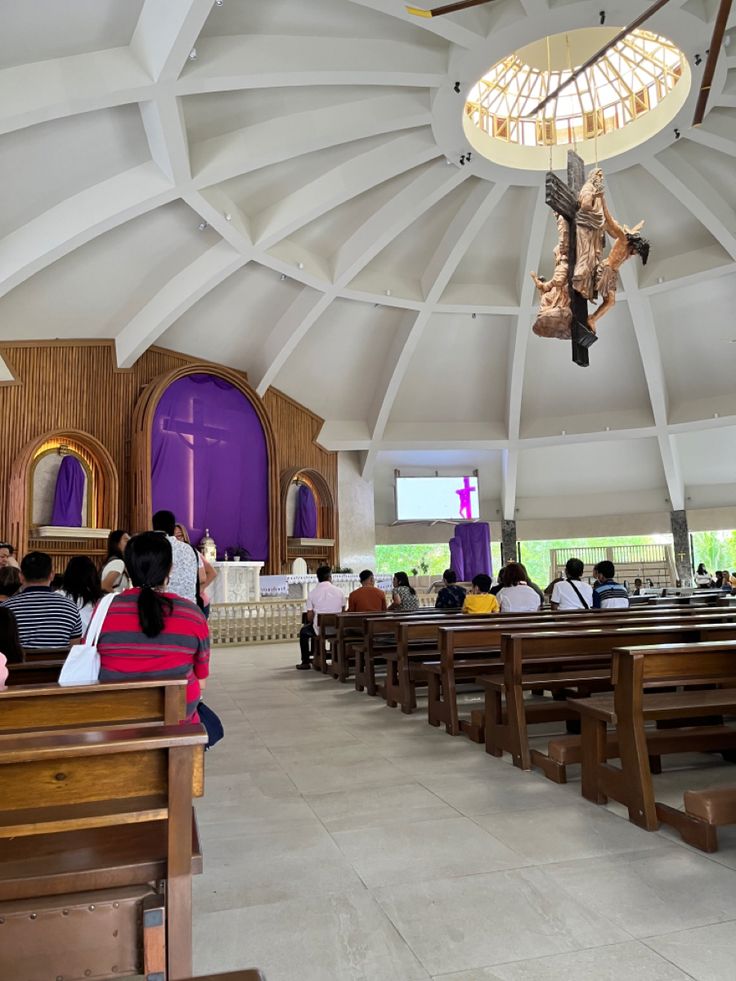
293;483;317;538
151;373;269;560
50;454;85;527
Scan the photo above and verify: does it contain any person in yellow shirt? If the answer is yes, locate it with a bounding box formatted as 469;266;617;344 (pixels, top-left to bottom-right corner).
462;573;500;615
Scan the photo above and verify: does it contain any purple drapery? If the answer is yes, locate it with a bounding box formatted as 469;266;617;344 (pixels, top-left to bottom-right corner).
449;536;465;582
50;454;85;526
151;373;269;561
293;483;317;538
454;522;492;580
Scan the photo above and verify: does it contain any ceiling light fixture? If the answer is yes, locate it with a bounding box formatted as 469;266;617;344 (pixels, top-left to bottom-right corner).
197;221;208;231
215;0;224;5
385;289;392;296
280;274;287;281
297;262;304;269
561;429;567;435
224;213;232;221
453;81;461;93
189;48;198;60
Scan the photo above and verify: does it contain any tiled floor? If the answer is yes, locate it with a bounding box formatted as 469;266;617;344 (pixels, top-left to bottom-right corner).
193;644;736;980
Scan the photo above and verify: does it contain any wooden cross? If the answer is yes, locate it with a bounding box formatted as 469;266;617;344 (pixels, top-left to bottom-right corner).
544;149;598;367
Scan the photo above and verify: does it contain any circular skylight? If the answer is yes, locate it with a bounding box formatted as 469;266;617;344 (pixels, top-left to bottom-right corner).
464;27;690;169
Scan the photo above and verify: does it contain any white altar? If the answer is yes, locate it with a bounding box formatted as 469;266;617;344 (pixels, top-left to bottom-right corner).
209;561;264;603
259;573;393;600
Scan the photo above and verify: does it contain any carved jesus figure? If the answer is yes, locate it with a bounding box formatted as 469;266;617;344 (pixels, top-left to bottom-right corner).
587;198;649;332
530;214;572;339
572;168;606;301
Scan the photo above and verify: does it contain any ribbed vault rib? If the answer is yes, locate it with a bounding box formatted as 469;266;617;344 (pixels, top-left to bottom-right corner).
254;130;441;250
0;49;152;136
686;126;736;156
115;240;246;368
504;183;548;519
361;180;508;478
176;36;449;92
0;162;177;300
131;0;215;82
347;0;488;48
643;152;736;258
606;177;685;512
251;163;470;395
140;96;192;184
190;92;433;188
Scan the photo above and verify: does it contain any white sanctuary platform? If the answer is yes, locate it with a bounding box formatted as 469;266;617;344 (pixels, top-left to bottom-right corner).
209;561;264;603
259;573;393;600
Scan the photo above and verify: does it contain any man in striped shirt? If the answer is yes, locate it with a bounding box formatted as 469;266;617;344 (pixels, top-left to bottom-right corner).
592;560;630;610
2;551;83;649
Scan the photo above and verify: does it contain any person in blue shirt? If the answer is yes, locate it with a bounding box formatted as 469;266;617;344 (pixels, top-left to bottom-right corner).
592;560;630;609
435;569;466;610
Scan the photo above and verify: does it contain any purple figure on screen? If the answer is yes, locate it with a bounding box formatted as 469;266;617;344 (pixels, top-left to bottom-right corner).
455;477;476;520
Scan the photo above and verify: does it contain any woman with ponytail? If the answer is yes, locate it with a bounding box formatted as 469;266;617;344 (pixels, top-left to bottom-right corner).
96;532;210;721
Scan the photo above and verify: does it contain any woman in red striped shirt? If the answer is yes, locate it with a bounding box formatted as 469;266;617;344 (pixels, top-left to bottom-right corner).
96;532;210;721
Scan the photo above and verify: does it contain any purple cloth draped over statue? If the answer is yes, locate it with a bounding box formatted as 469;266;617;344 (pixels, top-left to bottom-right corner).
151;373;269;561
454;522;492;580
449;536;465;582
50;454;85;526
293;483;317;538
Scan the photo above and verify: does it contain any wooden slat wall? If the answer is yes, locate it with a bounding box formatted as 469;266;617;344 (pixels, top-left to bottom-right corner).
0;341;338;572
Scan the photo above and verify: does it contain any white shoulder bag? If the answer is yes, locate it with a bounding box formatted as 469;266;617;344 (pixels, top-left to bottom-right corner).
58;592;116;687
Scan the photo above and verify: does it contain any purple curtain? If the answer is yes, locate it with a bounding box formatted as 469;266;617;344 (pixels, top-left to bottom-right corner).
455;522;492;580
151;373;269;561
449;536;465;582
50;455;85;527
293;483;317;538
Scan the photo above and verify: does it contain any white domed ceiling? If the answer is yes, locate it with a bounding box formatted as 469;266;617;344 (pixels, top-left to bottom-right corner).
1;0;735;521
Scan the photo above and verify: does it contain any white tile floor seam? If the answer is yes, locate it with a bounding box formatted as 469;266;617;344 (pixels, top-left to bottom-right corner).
193;644;736;980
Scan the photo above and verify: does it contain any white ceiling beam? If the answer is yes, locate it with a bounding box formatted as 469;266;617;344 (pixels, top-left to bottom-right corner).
686;126;736;157
0;162;176;300
115;240;246;368
333;161;468;284
177;35;448;92
611;174;686;512
347;0;486;48
361;180;508;478
506;184;549;443
0;49;152;136
140;96;192;184
252;289;334;396
131;0;215;82
254;130;440;249
183;187;253;253
643;152;736;259
191;92;432;188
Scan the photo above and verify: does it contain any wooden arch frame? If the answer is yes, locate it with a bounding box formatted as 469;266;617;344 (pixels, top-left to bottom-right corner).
8;429;119;556
280;467;337;569
130;364;280;573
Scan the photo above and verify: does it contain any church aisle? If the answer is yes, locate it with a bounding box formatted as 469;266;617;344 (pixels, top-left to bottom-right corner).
193;644;736;981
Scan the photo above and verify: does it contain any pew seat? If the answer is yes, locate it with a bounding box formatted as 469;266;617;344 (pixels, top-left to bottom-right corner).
184;972;267;980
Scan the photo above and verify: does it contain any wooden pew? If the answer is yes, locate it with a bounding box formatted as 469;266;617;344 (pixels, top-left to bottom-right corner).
311;612;340;673
665;786;736;852
6;658;65;686
423;612;736;741
570;641;736;845
0;724;207;981
22;645;70;663
184;972;267;980
0;678;187;734
480;621;736;770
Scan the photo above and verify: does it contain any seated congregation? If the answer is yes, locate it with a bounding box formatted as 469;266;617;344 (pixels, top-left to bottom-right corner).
0;509;238;981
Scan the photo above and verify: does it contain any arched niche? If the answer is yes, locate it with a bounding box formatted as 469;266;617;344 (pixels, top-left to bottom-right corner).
131;364;279;573
8;429;119;565
280;467;337;572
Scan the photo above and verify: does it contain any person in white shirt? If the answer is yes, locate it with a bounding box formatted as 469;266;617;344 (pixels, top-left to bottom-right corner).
296;566;345;671
152;510;198;604
550;558;594;611
100;529;130;594
497;562;542;613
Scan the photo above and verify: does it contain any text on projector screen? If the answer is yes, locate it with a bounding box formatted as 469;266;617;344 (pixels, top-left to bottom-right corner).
395;476;480;521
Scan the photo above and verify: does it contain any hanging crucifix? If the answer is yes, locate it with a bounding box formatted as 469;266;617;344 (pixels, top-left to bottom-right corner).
532;149;650;367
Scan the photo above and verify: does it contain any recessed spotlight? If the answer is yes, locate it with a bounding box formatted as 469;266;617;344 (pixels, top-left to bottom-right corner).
561;429;567;436
385;289;392;296
215;0;224;5
224;213;232;221
197;221;208;231
280;274;287;281
297;262;304;269
189;48;198;61
714;412;720;418
656;276;664;284
605;426;611;431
